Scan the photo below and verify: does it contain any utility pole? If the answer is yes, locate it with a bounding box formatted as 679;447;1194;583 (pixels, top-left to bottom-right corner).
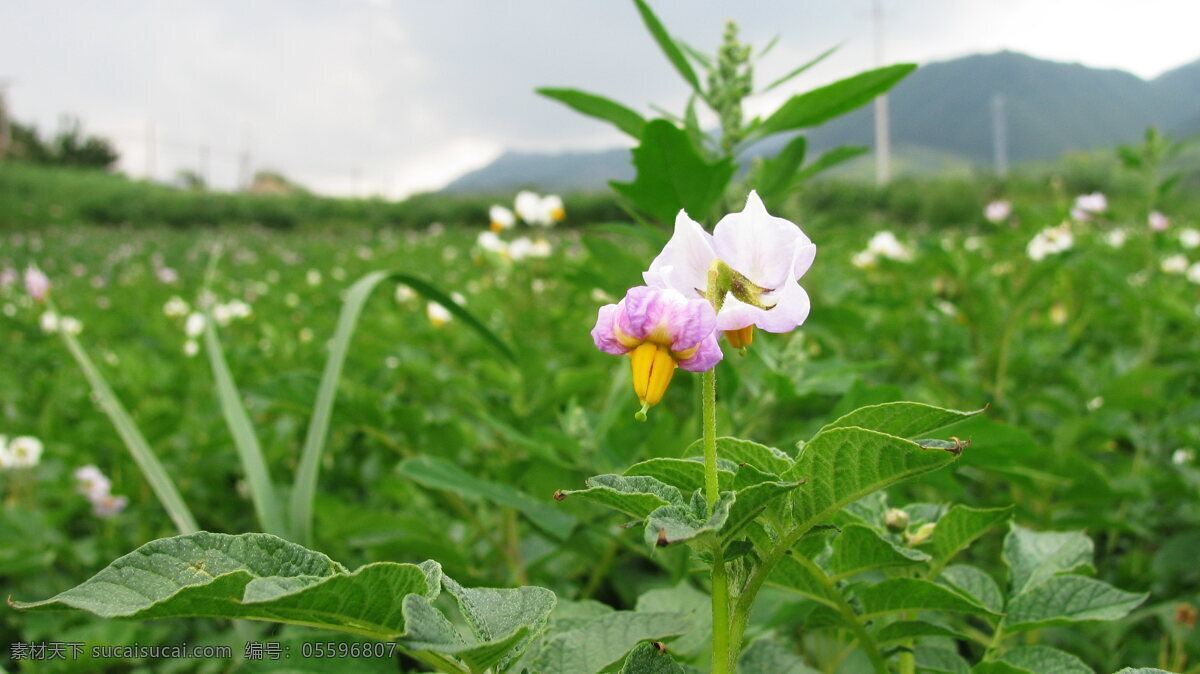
992;93;1009;177
198;144;210;187
144;118;157;181
872;0;891;185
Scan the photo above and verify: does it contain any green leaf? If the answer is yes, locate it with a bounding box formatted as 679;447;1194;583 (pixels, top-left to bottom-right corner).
736;635;819;673
752;64;916;138
828;523;930;579
624;458;734;494
781;427;963;536
1112;669;1174;673
723;481;805;544
536;88;647;139
291;270;515;545
971;663;1032;674
760;45;839;94
398;455;577;541
631;0;701;91
817;402;984;440
610;119;736;224
436;576;556;671
685;437;794;475
530;611;691;673
645;492;733;547
1003;575;1147;633
856;578;1000;619
755;135;807;209
400;594;536;672
1002;523;1095;596
619;642;689;673
925;505;1014;573
999;646;1095;674
634;583;709;658
54;311;198;535
873;620;967;645
915;645;971;674
939;564;1004;614
558;474;684;520
768;554;841;608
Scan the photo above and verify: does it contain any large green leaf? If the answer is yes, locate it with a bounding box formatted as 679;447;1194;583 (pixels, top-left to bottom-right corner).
644;492;733;547
631;0;701;91
915;645;971;674
530;611;691;673
684;437;794;475
856;578;1000;619
398;455;577;541
1003;575;1147;633
558;474;684;520
751;64;916;138
817;402;984;440
1002;523;1094;596
611;119;736;224
939;564;1004;614
736;635;820;673
624;457;734;494
768;554;841;608
619;642;690;673
723;481;805;544
872;620;967;645
536;88;647;139
755;135;807;210
794;145;869;182
999;646;1094;674
827;523;930;579
781;427;963;535
925;505;1014;573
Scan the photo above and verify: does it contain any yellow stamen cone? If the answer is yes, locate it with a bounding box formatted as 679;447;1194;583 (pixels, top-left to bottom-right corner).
726;325;755;349
629;342;678;409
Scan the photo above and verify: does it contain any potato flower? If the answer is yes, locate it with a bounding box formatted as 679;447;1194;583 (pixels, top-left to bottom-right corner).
489;205;516;233
1071;192;1107;221
592;286;722;415
1149;211;1170;232
24;267;50;302
1179;228;1200;249
4;436;43;468
1027;223;1074;261
427;302;453;327
541;194;566;224
643;191;815;349
514;191;543;223
984;200;1012;224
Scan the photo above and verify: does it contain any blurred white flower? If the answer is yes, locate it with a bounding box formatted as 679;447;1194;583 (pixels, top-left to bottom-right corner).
284;292;300;308
426;302;453;327
450;291;467;305
984;200;1011;223
24;267;50;301
964;236;985;252
183;340;200;357
1173;448;1195;465
185;312;207;337
385;356;400;369
39;310;60;334
74;465;112;500
92;493;129;518
306;269;322;286
59;316;83;336
1087;396;1104;411
6;436;43;468
0;267;16;287
1161;254;1189;274
477;230;508;256
1048;303;1068;325
489;205;516;232
1070;192;1107;221
530;238;553;258
225;300;253;320
394;285;416;303
331;267;346;281
509;236;535;261
1027;223;1074;261
851;250;877;270
163;296;190;317
856;231;913;269
1104;229;1128;248
540;194;565;224
299;327;314;343
514;190;542;223
1148;210;1170;232
1187;262;1200;285
156;267;179;284
1179;228;1200;249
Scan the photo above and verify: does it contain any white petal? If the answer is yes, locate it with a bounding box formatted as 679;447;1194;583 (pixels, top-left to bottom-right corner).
643;210;717;299
712;190;811;290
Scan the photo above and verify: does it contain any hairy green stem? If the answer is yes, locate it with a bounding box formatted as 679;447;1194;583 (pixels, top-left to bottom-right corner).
702;368;732;673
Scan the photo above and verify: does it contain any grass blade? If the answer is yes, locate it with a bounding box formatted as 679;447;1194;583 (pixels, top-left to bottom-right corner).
290;270;516;545
52;301;199;534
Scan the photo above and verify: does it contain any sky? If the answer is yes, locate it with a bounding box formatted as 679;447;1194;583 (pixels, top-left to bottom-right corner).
2;0;1198;198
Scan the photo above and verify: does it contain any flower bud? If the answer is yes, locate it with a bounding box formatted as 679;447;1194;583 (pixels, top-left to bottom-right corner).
884;508;910;532
905;522;936;547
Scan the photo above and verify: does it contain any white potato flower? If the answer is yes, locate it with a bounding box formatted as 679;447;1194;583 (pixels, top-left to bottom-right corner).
1027;223;1074;261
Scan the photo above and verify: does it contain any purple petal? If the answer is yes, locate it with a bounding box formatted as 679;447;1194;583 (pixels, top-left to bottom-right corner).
590;303;629;354
665;296;718;353
678;333;722;372
616;285;665;342
643;211;716;299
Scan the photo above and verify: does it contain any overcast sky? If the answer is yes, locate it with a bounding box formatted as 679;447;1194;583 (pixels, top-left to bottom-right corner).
3;1;1198;197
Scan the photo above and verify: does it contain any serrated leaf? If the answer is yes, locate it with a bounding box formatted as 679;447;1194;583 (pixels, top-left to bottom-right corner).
536;87;647;139
939;564;1004;614
400;593;534;673
1002;523;1094;596
634;583;709;658
857;578;1000;619
685;437;794;475
610;119;736;224
440;576;556;671
915;645;971;674
624;458;734;494
559;474;684;520
530;611;690;674
818;402;984;440
736;635;819;673
925;505;1013;573
971;663;1032;674
752;64;916;138
645;492;733;547
828;523;930;579
723;481;805;544
781;427;963;536
768;554;841;608
1003;575;1147;633
873;620;967;645
398;455;577;540
619;642;689;673
999;646;1094;674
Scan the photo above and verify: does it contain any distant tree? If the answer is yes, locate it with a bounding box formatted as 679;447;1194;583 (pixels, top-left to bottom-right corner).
8;121;50;162
175;169;206;190
50;117;119;169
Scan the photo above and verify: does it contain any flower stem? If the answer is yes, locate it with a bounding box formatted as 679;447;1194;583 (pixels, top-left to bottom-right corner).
702;368;732;673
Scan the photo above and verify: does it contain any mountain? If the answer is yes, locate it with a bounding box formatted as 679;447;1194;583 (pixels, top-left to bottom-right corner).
441;51;1200;193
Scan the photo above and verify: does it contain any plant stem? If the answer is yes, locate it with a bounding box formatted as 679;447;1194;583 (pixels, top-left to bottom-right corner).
702;368;732;673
